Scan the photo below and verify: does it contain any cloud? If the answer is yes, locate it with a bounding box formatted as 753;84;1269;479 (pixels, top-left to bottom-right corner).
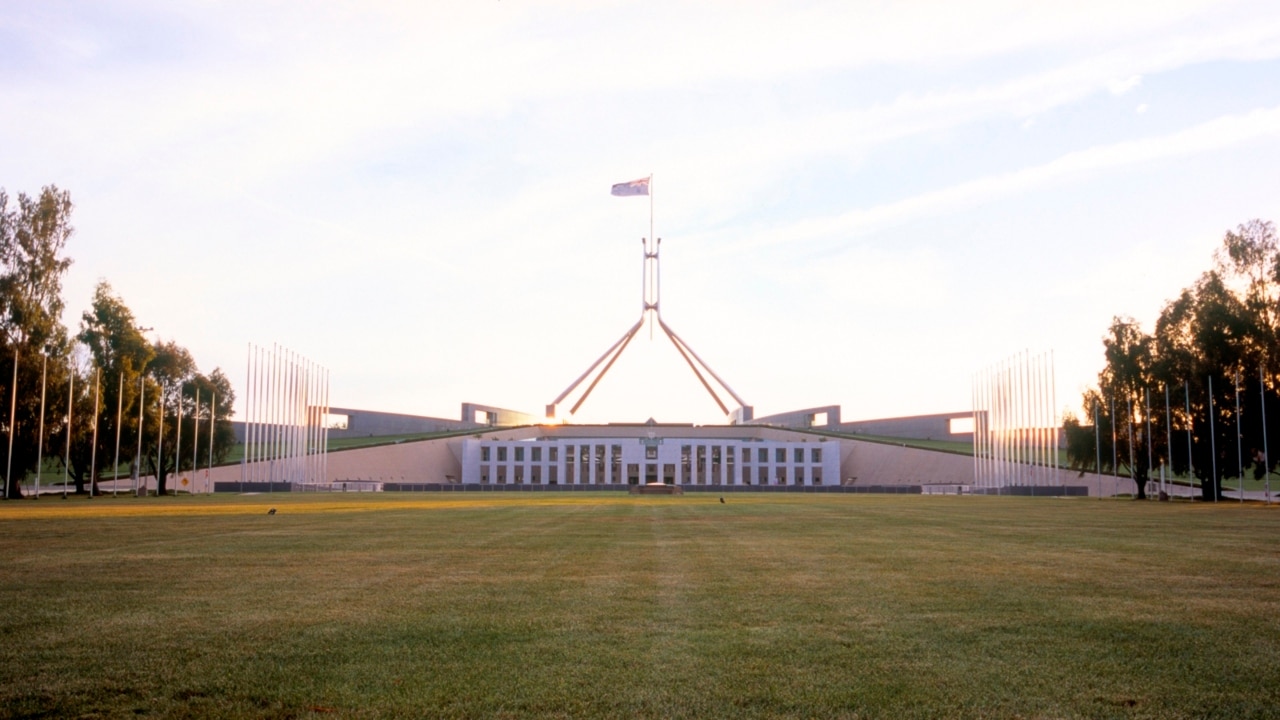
742;105;1280;252
1108;74;1143;95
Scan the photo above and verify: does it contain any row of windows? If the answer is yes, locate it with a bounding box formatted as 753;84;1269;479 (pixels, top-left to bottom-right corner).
477;464;825;485
480;444;823;464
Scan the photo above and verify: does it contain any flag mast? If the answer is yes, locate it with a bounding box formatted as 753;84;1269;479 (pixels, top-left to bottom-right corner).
547;174;752;423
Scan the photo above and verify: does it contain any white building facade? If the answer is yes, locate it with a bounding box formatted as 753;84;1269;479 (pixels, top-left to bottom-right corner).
461;434;840;487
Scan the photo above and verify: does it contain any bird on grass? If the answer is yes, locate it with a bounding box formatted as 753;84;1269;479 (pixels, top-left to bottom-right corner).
719;497;725;504
267;508;277;515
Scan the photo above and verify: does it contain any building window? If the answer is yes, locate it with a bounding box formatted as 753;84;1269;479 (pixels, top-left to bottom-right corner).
497;446;507;462
532;446;541;462
794;467;804;485
811;448;821;463
794;448;804;464
481;447;490;462
758;447;767;463
515;446;524;462
646;446;658;460
549;446;558;462
775;448;786;464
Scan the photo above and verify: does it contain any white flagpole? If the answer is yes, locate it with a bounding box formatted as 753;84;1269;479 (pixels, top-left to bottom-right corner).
324;367;330;484
193;388;200;494
62;366;73;499
113;372;122;498
256;340;266;481
1145;387;1153;497
90;369;99;498
136;375;144;497
36;354;46;498
156;382;165;495
1185;381;1194;498
175;381;183;493
1164;384;1172;498
1209;376;1218;502
1261;365;1271;504
6;350;17;500
1052;349;1059;476
1235;371;1243;502
208;390;216;487
1094;403;1102;499
1110;397;1117;496
242;342;250;486
1127;394;1135;495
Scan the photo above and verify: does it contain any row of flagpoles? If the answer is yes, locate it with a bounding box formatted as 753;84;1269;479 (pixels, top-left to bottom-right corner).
1;350;219;498
241;343;329;488
972;350;1060;489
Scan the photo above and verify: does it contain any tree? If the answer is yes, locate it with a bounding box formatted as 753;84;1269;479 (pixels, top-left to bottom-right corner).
0;186;75;499
1069;220;1280;501
75;281;154;495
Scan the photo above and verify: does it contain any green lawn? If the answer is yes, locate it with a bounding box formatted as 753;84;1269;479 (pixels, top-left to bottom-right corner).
1;493;1278;718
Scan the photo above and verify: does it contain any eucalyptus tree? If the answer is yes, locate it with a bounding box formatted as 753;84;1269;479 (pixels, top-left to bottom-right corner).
0;186;75;498
1071;220;1280;501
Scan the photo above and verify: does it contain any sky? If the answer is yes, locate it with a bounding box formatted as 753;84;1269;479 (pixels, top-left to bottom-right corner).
3;1;1280;427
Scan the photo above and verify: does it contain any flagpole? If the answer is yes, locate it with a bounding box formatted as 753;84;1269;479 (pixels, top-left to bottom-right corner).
36;354;46;499
62;367;72;500
1261;364;1271;504
1209;375;1218;502
175;381;183;493
1235;371;1243;502
90;369;99;498
136;375;144;497
242;342;249;487
6;350;17;500
1185;381;1193;499
208;390;215;490
113;372;122;498
156;382;165;496
193;388;200;494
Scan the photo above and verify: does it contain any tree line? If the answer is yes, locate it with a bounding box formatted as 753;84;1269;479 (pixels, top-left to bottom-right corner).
1065;219;1279;501
1;185;235;498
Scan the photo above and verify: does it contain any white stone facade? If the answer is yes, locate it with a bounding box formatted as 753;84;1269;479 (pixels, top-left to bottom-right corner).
461;435;840;487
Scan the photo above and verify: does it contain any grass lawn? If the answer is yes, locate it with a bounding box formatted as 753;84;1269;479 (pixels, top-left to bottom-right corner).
1;493;1278;719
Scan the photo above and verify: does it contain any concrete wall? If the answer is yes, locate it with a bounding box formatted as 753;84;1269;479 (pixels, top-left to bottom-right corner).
203;424;1126;496
837;412;974;443
750;405;842;429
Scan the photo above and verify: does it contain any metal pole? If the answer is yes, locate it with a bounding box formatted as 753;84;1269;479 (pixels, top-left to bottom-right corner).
1261;364;1271;504
209;390;216;489
1094;403;1102;499
1110;397;1117;497
36;354;46;498
242;342;249;486
1127;394;1135;496
6;350;17;499
174;382;183;493
62;367;72;499
156;382;164;495
1185;381;1194;499
113;372;122;498
1228;366;1239;502
1152;386;1162;499
1164;384;1172;499
193;388;200;493
90;369;99;498
1209;376;1218;502
136;375;144;496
